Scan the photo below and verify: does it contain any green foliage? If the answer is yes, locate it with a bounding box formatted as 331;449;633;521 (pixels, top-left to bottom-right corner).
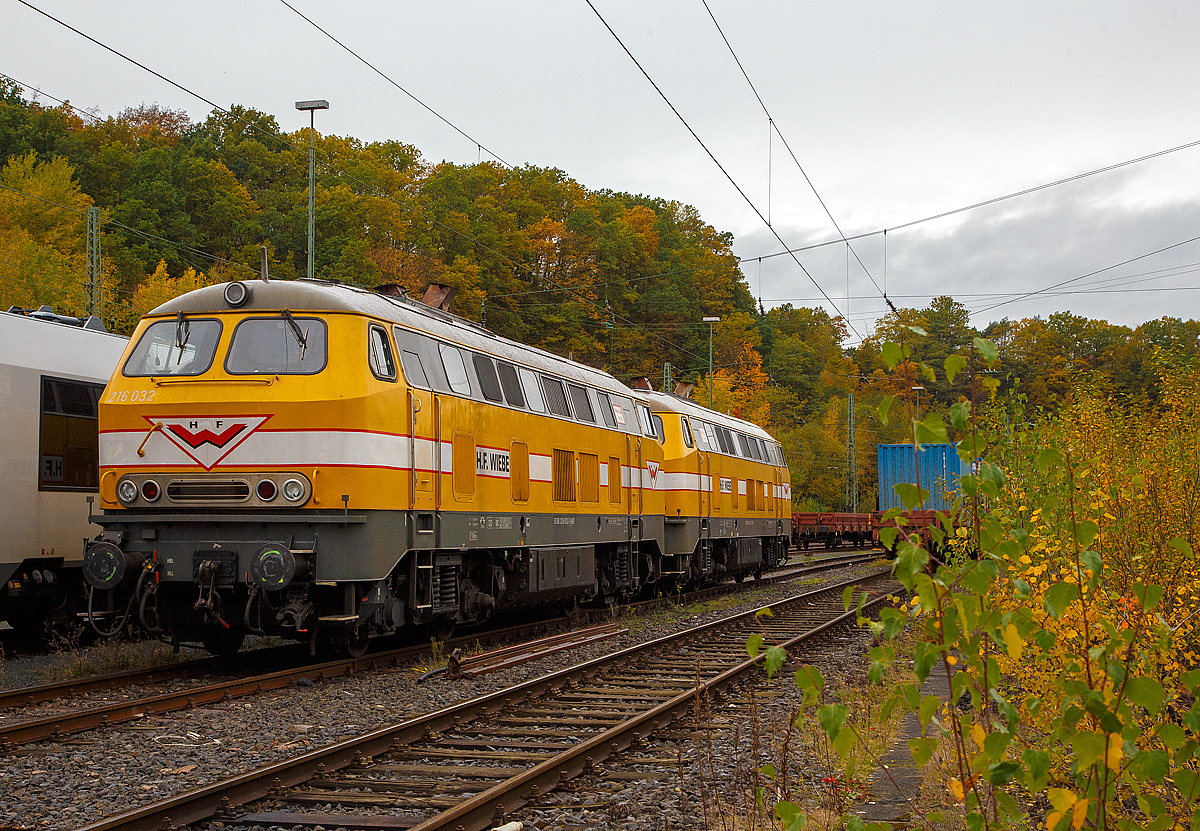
747;340;1200;830
2;84;1197;515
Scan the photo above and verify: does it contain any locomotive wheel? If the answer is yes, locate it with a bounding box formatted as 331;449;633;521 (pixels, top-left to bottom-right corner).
202;627;247;657
346;627;370;658
433;618;456;642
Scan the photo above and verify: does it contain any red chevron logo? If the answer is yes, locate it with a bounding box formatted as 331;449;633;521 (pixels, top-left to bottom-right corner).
166;422;247;450
148;415;272;470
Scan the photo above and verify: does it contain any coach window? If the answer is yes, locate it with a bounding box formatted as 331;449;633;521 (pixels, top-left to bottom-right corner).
681;416;694;448
124;318;222;377
439;344;472;396
567;384;594;423
227;316;327;375
497;362;525;408
368;325;396;381
542;376;572;418
40;377;103;491
652;414;665;443
472;353;503;403
519;367;546;412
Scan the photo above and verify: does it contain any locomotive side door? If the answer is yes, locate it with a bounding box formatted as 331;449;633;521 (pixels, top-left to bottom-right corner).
699;451;710;517
406;385;438;545
394;328;439;549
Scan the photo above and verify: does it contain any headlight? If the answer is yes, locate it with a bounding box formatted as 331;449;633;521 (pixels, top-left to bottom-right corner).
282;478;305;502
223;281;252;307
118;479;138;504
140;479;161;502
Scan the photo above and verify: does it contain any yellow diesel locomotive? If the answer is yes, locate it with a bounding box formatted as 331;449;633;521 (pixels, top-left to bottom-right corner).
81;278;790;654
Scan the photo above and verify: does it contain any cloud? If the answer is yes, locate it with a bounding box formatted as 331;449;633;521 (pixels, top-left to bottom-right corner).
739;175;1200;339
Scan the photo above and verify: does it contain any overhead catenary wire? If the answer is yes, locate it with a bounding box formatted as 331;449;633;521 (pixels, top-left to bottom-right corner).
276;0;512;168
0;71;101;121
13;0;712;366
971;233;1200;317
582;0;860;339
746;136;1200;266
699;0;892;311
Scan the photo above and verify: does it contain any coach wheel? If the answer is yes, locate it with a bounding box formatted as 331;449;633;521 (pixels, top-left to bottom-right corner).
202;627;246;657
733;572;745;584
5;611;48;642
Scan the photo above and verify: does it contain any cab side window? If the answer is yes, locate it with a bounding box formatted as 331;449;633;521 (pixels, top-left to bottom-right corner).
368;324;396;381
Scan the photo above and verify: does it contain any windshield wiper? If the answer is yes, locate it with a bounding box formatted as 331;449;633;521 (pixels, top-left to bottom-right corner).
174;311;190;365
281;308;308;361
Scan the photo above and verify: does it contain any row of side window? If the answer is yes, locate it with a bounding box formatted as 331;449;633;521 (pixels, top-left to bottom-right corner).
681;414;783;467
372;323;661;441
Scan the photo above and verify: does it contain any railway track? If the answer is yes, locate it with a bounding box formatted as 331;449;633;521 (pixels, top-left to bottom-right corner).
75;566;899;831
0;550;883;748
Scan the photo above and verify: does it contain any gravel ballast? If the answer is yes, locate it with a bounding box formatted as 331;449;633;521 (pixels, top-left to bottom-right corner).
0;561;893;830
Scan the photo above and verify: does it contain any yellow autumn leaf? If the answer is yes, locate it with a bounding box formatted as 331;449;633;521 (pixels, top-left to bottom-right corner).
1072;798;1089;829
1046;811;1062;830
971;722;986;751
948;777;964;801
1003;623;1023;661
1106;732;1123;771
1048;788;1078;814
946;654;958;666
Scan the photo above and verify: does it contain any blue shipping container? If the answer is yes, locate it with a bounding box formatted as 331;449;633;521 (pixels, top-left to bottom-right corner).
877;443;966;512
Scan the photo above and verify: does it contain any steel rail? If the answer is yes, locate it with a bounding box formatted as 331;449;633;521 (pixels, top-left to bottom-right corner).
0;549;881;716
74;566;897;831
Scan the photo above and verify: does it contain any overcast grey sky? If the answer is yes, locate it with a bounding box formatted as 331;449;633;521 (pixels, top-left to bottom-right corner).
6;0;1199;342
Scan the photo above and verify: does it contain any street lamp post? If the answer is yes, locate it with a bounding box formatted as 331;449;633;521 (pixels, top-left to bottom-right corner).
295;99;329;282
911;385;925;421
703;316;720;410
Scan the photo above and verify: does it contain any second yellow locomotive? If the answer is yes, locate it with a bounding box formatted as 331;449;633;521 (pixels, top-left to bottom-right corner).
82;278;790;654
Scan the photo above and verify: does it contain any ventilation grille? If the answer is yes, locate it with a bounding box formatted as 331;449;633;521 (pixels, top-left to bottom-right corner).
167;480;249;501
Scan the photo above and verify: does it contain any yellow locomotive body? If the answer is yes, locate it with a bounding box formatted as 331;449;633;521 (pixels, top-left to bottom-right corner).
645;390;791;584
83;279;788;653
